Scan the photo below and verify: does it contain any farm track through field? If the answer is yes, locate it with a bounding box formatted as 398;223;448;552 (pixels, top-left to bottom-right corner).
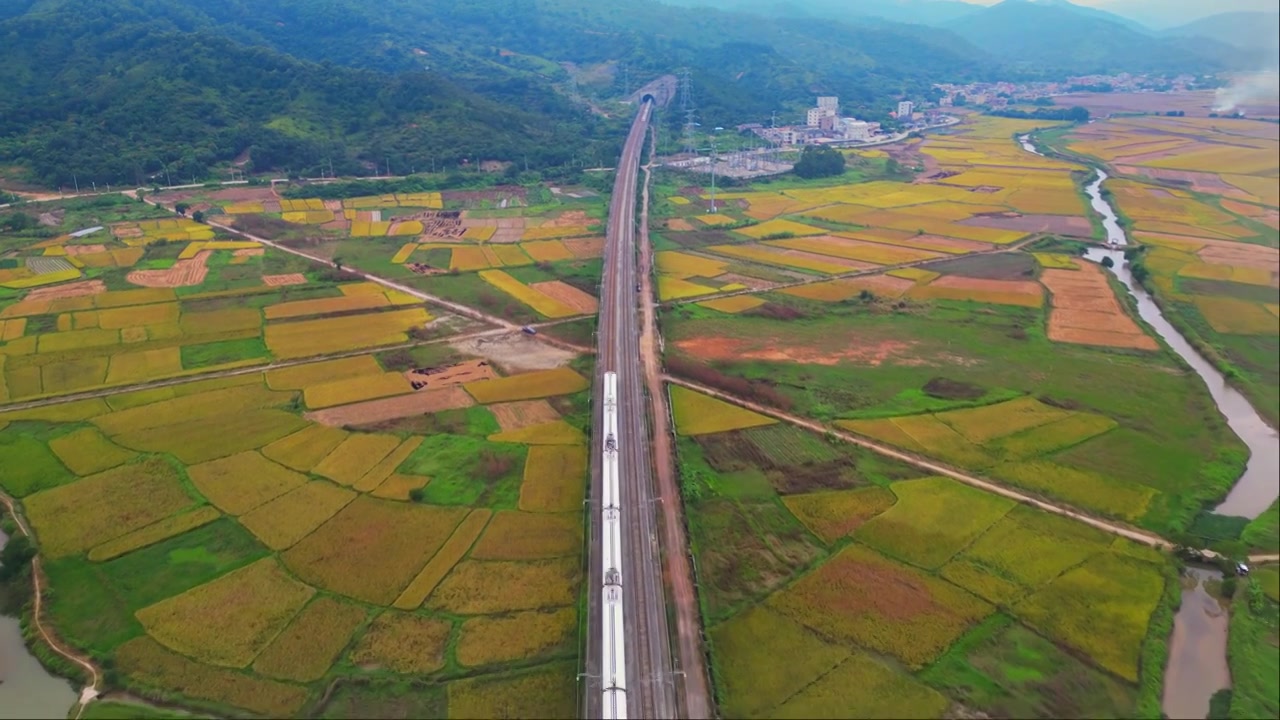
0;490;101;719
639;141;713;719
661;376;1278;565
662;235;1043;307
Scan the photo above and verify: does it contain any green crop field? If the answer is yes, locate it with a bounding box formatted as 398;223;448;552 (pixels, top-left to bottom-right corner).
0;304;594;718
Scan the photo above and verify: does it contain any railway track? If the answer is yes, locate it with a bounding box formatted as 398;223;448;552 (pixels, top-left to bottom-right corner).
585;99;677;720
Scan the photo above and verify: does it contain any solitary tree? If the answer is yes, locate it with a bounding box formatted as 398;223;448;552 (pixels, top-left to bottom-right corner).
174;202;190;216
192;210;206;223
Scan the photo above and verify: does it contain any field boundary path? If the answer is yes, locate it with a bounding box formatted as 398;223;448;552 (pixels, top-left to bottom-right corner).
0;491;101;719
0;316;589;413
663;376;1183;549
665;375;1279;565
638;136;713;719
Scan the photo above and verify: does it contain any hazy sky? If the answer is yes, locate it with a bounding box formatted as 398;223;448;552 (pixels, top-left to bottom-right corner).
956;0;1275;7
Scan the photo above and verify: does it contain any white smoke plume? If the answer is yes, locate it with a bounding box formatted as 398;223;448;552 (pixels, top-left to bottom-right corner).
1213;71;1280;114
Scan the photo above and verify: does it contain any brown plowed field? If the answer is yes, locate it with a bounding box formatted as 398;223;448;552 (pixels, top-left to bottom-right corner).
234;248;265;257
930;275;1043;296
263;274;308;287
1041;264;1158;351
64;244;108;256
564;237;605;258
676;335;917;367
306;385;475;427
126;251;211;288
403;360;497;390
205;187;279;203
666;219;695;232
490;400;561;431
26;280;106;302
530;281;598;314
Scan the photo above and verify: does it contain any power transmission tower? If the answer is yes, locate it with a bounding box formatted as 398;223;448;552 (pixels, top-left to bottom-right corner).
679;68;698;155
696;136;720;213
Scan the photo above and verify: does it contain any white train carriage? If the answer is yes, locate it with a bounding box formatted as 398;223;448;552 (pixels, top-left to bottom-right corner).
601;371;627;719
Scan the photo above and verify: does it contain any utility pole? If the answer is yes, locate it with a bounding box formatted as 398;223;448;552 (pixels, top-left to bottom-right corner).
73;174;79;194
697;133;720;213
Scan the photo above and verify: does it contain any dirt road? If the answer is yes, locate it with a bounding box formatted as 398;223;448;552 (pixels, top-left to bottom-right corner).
638;140;713;719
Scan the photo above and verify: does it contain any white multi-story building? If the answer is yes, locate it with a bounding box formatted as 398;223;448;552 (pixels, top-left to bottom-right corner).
840;119;873;142
817;96;839;112
897;100;915;119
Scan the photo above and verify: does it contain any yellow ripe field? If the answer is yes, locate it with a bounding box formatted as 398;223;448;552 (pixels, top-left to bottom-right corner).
520;445;587;513
1193;296;1279;335
658;276;719;301
353;438;423;493
303;372;413;410
350;612;452;674
694;213;739;227
772;236;939;265
189;451;310;515
670;385;777;436
48;426;136;476
264;308;431;359
456;607;575;667
394;509;492;610
313;433;404;486
23;457;199;558
264;355;382;391
478;270;579;318
698;295;766;314
239;481;357;550
470;511;581;561
464;367;589;404
137;558;315;668
252;597;367;683
707;244;850;275
521;225;592;241
656;251;729;279
887;267;941;283
522;240;575;263
256;424;351;472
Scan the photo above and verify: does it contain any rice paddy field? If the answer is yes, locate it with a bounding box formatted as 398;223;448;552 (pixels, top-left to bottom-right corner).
675;405;1177;719
156;183;609;325
0;199;476;403
1049;115;1280;427
661;259;1247;538
0;346;595;717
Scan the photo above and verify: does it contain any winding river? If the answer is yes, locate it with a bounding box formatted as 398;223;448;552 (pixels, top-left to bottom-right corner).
0;530;78;719
1080;171;1279;519
1019;134;1279;519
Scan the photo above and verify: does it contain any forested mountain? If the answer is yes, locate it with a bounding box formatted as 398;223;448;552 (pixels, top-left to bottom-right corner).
0;0;1255;189
947;0;1239;76
0;0;1007;188
1165;12;1280;69
658;0;982;26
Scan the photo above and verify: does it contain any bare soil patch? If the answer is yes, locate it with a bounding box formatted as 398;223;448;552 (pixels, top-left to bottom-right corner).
127;252;211;288
530;281;598;314
63;244;107;256
307;385;474;427
666;219;695;232
449;333;578;373
675;335;918;367
909;235;994;253
263;274;308;287
563;237;605;259
715;273;777;291
233;248;265;258
490;400;562;431
25;279;105;302
206;187;280;203
404;359;497;391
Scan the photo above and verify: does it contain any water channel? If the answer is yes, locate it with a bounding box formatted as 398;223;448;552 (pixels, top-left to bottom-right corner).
1019;134;1279;519
0;529;78;719
1162;566;1232;720
1058;142;1276;720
